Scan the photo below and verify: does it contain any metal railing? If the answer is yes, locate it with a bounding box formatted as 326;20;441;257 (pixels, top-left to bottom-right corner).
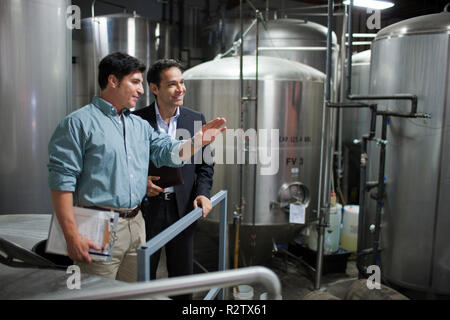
137;190;228;300
53;266;282;300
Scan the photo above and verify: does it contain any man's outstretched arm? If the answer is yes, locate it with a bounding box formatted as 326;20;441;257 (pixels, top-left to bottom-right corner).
179;117;227;161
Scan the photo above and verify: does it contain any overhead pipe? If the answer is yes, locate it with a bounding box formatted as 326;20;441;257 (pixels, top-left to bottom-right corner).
345;1;418;114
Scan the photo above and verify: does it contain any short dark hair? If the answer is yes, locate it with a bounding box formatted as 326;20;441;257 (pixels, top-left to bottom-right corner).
98;52;146;90
147;58;184;87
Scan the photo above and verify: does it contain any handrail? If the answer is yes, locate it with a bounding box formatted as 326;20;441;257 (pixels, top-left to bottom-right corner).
137;190;228;300
48;266;282;300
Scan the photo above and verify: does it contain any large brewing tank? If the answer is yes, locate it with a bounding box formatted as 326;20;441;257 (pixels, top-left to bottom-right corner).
202;18;338;75
0;0;71;214
341;50;376;252
370;10;450;296
242;19;338;75
345;50;378;255
342;50;371;145
77;14;169;109
183;55;325;263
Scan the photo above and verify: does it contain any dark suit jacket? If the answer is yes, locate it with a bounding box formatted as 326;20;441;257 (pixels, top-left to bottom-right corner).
133;102;214;218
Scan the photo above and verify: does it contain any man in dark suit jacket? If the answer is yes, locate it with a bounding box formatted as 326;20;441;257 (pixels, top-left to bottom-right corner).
133;59;214;299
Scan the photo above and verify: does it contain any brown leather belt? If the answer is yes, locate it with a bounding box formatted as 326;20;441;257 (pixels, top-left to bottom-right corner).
85;206;140;219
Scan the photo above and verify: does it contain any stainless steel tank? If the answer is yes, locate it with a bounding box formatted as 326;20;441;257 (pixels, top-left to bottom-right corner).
342;50;371;145
0;0;71;214
242;19;338;75
184;55;325;263
202;18;338;74
370;10;450;295
77;14;169;109
341;50;376;252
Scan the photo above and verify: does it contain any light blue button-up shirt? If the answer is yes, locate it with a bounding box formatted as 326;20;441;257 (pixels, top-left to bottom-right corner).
154;101;180;193
48;96;183;209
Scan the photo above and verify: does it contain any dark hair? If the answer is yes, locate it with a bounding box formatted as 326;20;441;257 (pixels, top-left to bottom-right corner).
98;52;146;90
147;58;184;87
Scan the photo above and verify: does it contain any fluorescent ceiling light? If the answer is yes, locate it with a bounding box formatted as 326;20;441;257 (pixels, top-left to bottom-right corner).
343;0;395;10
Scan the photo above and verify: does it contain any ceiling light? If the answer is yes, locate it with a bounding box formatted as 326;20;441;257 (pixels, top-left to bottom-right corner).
343;0;395;10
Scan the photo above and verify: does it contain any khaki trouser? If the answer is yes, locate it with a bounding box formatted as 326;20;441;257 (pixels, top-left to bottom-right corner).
76;211;146;282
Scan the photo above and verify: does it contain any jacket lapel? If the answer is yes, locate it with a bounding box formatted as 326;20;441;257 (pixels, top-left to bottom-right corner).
147;102;158;131
176;107;194;135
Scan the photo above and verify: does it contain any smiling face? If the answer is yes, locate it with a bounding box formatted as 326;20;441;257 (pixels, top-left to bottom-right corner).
110;71;144;111
150;66;186;110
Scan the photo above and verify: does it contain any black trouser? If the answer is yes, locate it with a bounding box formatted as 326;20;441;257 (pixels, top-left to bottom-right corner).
142;195;195;300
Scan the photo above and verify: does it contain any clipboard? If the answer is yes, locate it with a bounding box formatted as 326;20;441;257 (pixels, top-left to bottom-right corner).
149;161;184;188
46;207;119;262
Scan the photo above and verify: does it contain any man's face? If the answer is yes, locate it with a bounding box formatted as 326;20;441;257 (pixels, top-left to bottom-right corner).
113;71;144;109
150;66;186;109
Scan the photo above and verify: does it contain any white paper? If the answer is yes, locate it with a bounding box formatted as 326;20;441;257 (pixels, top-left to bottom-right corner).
46;207;118;262
289;203;305;224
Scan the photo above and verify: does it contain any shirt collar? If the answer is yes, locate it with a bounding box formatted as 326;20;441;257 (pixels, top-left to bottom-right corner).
154;100;180;122
92;96;131;117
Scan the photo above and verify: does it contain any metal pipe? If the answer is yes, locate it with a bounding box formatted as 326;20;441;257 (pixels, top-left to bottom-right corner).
356;104;377;278
356;135;369;278
285;13;345;17
369;105;377;139
252;10;260;227
372;115;388;265
169;0;173;24
444;3;450;12
91;1;98;97
239;0;245;219
337;7;348;192
327;102;371;108
376;111;429;119
45;266;282;300
244;0;257;11
161;0;167;22
217;19;257;58
346;1;353;97
345;0;418;114
349;94;418;114
258;46;329;51
314;0;334;290
280;3;343;11
178;0;184;61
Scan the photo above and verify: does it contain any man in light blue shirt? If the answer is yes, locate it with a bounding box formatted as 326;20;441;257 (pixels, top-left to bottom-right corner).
48;52;226;282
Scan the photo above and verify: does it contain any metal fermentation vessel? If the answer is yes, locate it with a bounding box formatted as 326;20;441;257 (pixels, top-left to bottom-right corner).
370;10;450;295
0;0;71;214
184;56;325;263
202;18;338;73
342;50;371;145
77;14;169;109
242;19;337;74
342;50;376;251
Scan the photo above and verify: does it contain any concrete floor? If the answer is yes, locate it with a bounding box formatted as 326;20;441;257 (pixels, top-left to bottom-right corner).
153;219;361;300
